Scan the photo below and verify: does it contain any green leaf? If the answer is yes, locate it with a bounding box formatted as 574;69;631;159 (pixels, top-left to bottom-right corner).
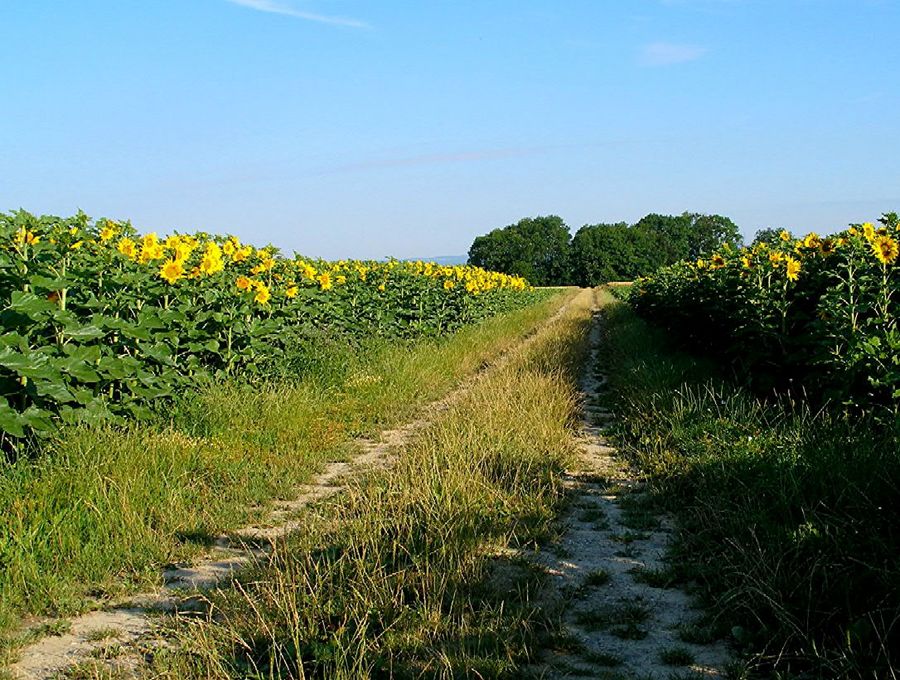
58;356;101;383
97;357;131;380
0;402;25;438
0;348;60;380
63;325;105;341
21;411;54;444
7;291;56;317
34;380;76;404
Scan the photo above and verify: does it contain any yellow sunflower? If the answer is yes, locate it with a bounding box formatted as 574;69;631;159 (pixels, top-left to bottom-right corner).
159;259;184;284
785;256;801;281
871;235;899;265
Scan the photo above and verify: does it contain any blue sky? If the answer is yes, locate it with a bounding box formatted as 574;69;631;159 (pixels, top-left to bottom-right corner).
2;0;899;259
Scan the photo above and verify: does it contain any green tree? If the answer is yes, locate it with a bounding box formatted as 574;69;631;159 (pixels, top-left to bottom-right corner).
467;215;571;285
570;222;654;285
684;212;743;258
752;227;785;247
633;212;742;263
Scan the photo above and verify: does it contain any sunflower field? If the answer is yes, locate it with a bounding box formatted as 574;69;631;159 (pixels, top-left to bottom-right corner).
631;212;899;412
0;210;535;446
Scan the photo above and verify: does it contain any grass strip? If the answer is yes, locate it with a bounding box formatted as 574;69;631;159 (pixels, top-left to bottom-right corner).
149;290;596;678
0;289;572;649
598;290;900;679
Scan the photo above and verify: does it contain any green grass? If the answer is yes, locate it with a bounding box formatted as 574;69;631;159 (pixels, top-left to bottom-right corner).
0;289;573;655
599;291;900;678
583;569;611;588
149;289;597;678
659;647;695;666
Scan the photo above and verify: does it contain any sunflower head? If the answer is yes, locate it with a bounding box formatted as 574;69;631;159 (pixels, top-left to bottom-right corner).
871;235;899;265
785;256;801;281
159;259;184;284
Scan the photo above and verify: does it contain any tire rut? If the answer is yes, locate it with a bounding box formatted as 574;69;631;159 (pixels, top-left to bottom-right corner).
7;289;587;680
533;298;734;679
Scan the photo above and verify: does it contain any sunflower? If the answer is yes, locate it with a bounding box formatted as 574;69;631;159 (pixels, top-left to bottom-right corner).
710;254;726;269
14;228;40;246
99;223;117;242
116;235;135;255
235;275;253;291
785;256;801;281
254;282;271;305
159;259;185;284
285;285;299;298
871;235;899;265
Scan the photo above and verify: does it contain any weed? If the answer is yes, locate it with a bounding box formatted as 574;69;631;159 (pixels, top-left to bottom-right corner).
583;569;611;587
660;646;696;666
629;566;676;588
83;628;120;642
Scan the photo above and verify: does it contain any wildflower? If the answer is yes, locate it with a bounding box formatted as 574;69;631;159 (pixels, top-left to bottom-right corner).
285;285;299;298
159;258;185;284
785;256;801;281
117;237;137;259
236;275;253;291
871;235;899;265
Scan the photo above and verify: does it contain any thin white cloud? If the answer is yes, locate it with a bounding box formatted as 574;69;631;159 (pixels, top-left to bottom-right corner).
639;42;708;66
225;0;369;28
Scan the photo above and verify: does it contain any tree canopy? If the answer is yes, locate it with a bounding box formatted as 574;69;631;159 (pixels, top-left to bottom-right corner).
467;215;571;286
468;211;743;285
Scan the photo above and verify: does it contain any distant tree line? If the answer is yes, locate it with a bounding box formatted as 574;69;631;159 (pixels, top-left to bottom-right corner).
467;213;743;286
